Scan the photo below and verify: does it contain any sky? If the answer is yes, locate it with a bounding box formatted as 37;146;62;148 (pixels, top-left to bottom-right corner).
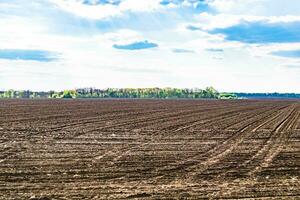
0;0;300;92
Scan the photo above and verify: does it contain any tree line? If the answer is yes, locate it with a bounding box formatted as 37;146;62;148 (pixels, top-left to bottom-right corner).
0;87;234;99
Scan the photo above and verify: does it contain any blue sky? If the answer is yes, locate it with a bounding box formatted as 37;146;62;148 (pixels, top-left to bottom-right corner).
0;49;58;62
0;0;300;92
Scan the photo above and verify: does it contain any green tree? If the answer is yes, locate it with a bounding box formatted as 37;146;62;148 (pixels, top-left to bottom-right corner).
218;93;238;99
4;90;15;98
205;87;219;98
61;90;77;98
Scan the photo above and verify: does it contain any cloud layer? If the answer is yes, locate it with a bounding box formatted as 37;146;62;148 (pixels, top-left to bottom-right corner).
0;0;300;92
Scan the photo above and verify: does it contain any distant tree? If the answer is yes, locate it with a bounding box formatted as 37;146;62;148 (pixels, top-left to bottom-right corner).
51;93;60;98
61;90;77;98
30;92;39;98
218;93;238;99
205;87;219;98
4;90;15;98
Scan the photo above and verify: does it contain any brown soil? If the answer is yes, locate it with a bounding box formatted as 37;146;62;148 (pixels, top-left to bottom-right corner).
0;99;299;199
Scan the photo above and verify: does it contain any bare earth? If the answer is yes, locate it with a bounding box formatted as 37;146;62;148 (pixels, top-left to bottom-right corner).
0;99;299;199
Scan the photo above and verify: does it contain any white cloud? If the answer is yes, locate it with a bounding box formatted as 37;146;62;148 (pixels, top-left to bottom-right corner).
208;0;300;16
119;0;162;12
208;0;263;13
49;0;163;19
190;13;300;31
100;29;142;43
49;0;121;19
249;43;300;61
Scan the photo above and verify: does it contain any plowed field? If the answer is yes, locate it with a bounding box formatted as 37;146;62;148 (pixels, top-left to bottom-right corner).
0;99;299;199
